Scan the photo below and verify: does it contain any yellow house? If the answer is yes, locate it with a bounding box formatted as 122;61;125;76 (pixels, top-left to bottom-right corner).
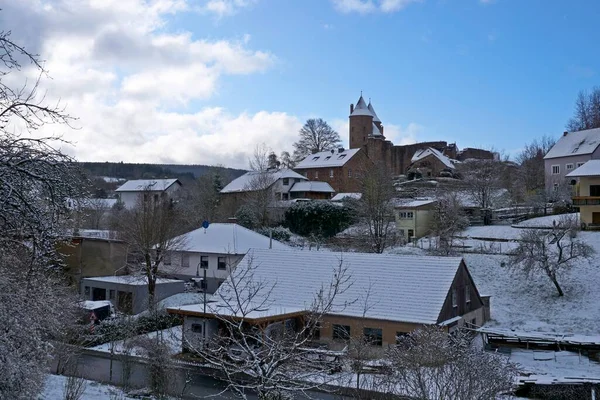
394;198;437;241
566;160;600;228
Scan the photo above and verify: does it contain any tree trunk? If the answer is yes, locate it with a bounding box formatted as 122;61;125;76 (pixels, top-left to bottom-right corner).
550;276;564;297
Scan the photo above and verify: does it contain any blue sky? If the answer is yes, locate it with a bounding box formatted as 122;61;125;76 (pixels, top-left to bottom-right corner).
4;0;600;166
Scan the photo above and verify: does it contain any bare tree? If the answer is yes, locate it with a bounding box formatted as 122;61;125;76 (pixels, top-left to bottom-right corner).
352;162;397;253
508;215;594;297
186;256;353;399
117;188;186;310
249;143;272;172
386;326;515;400
566;87;600;132
457;159;501;211
80;198;111;230
0;27;85;400
179;168;227;229
63;375;87;400
279;151;295;169
516;136;556;197
429;193;469;255
293;118;341;161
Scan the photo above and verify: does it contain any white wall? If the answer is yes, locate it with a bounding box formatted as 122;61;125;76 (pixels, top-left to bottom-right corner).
118;183;181;210
161;251;243;281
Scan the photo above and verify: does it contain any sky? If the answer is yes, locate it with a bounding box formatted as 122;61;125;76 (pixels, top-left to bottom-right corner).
2;0;600;169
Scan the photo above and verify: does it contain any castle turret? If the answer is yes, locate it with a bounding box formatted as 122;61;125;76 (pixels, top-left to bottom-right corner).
349;94;373;149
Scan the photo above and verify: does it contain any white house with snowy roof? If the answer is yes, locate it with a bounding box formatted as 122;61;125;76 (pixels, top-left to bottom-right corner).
544;128;600;191
115;179;182;209
160;223;290;293
168;249;489;352
220;168;334;201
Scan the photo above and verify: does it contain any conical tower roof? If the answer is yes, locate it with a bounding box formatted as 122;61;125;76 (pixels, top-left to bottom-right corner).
368;100;381;123
350;94;374;117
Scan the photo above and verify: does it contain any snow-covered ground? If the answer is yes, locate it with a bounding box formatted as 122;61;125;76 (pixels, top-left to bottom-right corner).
40;374;136;399
89;326;182;356
511;349;600;384
513;213;580;229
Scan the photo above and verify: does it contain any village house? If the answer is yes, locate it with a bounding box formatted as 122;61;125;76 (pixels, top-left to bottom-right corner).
81;276;185;314
544;128;600;192
394;198;437;241
160;223;290;293
168;249;489;353
293;148;367;193
115;178;182;209
566;160;600;228
408;148;456;179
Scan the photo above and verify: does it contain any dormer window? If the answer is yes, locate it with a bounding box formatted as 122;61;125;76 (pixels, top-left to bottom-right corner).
337;154;346;160
325;156;331;160
312;156;320;161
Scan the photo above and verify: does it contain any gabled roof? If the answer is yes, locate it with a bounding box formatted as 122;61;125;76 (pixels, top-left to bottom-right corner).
210;249;465;325
544;128;600;159
289;181;335;193
411;148;455;170
331;193;362;202
116;179;180;192
394;198;437;209
295;148;361;169
566;160;600;177
350;95;374;117
169;223;290;254
220;169;307;193
371;122;383;137
368;100;381;123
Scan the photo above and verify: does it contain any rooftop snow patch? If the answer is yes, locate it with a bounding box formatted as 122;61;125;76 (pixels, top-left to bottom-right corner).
331;193;362;201
220;169;306;193
295;148;361;169
116;179;180;192
169;223;290;254
209;249;465;325
411;148;455;170
394;198;436;208
82;276;183;285
566;159;600;177
544;128;600;159
349;95;374;117
289;181;335;193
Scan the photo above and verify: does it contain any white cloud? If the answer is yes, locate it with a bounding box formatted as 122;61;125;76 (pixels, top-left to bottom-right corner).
0;0;290;168
331;0;420;14
196;0;257;18
382;123;423;145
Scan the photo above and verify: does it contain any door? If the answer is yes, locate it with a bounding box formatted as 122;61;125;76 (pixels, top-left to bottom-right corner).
92;287;106;301
593;212;600;225
117;291;133;314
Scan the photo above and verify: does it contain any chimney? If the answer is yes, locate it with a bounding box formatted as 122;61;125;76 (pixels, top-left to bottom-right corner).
350;104;354;114
338;147;344;153
563;131;568;137
227;217;237;224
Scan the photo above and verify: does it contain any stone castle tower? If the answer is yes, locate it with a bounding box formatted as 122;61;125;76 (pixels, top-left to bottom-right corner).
349;94;385;149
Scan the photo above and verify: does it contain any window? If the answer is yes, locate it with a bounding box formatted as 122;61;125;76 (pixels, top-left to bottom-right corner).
566;163;574;171
591;185;600;197
201;256;209;269
109;290;115;301
315;171;319;179
218;256;227;270
398;211;414;219
153;194;159;202
553;183;559;191
363;327;383;346
84;286;90;297
282;193;289;200
329;169;334;178
337;154;346;160
348;168;352;178
551;165;560;175
396;332;408;345
295;178;301;183
182;253;190;268
577;162;585;168
407;229;414;239
332;324;351;340
452;288;458;308
282;178;289;186
143;193;149;202
163;254;171;266
465;285;471;303
325;156;331;161
191;323;203;333
312;156;320;161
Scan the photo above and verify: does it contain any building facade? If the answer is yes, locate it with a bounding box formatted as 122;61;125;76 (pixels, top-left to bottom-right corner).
394;199;436;241
567;160;600;228
115;179;182;209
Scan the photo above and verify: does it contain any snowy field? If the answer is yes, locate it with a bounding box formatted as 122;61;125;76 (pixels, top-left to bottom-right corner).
40;374;136;399
513;213;580;229
90;326;182;356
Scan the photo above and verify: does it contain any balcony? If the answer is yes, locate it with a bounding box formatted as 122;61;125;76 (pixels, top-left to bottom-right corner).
572;196;600;206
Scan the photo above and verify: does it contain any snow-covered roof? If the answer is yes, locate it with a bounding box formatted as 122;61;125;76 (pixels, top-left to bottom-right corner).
169;223;290;254
220;169;306;193
544;128;600;159
115;179;180;192
81;276;184;285
411;148;455;170
171;304;306;321
331;193;362;202
289;181;335;193
349;95;373;117
295;148;361;169
368;101;381;123
566;160;600;177
394;198;437;208
80;300;113;310
207;249;465;325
